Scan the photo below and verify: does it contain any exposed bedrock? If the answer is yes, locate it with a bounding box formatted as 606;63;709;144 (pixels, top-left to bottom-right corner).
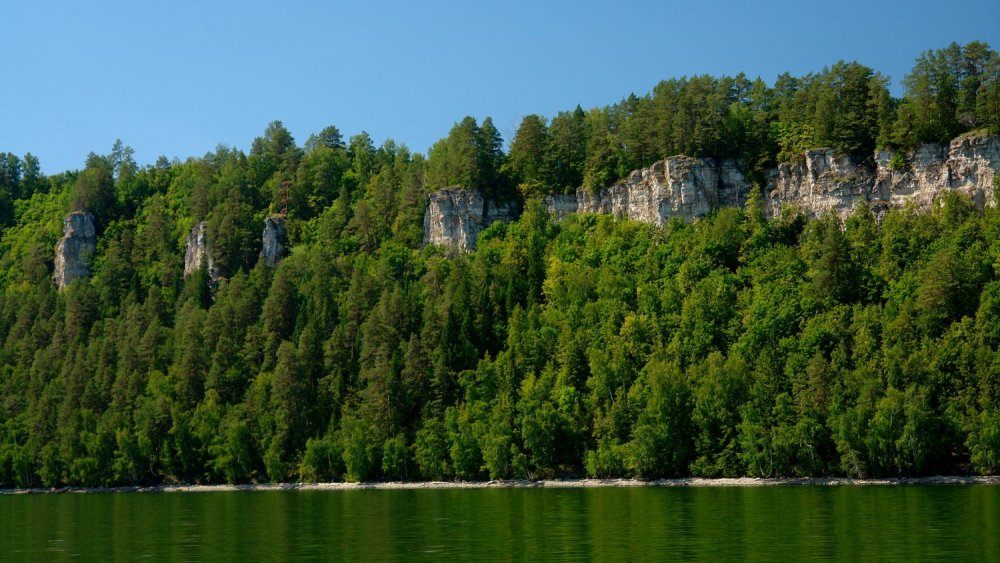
422;188;520;252
53;211;97;290
261;215;288;267
425;135;1000;251
183;221;221;280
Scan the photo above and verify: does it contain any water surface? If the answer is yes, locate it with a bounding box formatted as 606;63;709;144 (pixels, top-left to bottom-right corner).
2;485;997;561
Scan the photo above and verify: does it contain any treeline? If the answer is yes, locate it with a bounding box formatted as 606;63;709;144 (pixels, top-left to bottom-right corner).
498;41;998;195
0;42;999;487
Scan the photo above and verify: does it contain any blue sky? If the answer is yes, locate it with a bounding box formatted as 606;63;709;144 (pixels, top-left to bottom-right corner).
2;0;999;173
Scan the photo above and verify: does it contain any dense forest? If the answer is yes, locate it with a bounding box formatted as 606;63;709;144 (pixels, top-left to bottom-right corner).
0;42;999;487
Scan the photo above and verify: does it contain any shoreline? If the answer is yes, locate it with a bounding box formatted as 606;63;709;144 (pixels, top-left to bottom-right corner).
3;475;1000;494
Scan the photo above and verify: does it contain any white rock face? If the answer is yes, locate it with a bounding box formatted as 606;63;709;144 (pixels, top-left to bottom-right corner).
184;221;220;279
422;189;519;252
938;135;999;207
425;135;1000;250
541;194;579;220
53;211;97;290
771;135;1000;219
549;157;750;225
261;215;288;267
765;150;875;218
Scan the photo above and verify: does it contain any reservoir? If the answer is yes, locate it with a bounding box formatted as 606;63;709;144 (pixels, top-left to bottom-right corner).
2;485;997;560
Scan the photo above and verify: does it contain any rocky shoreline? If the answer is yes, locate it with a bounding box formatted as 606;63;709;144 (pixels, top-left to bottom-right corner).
4;475;1000;494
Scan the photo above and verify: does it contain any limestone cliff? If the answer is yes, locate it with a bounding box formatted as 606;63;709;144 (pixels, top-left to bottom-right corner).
764;149;876;218
874;135;1000;211
261;215;288;267
53;211;97;290
424;135;1000;251
422;189;519;252
767;135;1000;218
544;157;749;225
183;221;220;280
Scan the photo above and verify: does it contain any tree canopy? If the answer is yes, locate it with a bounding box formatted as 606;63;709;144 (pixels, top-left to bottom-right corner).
0;42;999;487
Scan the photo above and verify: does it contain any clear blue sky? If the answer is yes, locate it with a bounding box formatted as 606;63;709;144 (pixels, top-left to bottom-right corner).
3;0;999;174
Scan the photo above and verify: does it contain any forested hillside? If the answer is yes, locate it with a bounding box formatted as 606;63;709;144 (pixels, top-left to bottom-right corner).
1;42;999;487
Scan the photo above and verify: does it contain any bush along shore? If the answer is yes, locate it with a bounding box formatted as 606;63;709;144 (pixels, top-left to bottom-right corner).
2;41;1000;488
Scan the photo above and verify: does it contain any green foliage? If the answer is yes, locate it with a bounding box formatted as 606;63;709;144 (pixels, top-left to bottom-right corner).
426;116;507;198
894;42;1000;147
339;414;380;483
0;186;1000;486
72;153;118;226
0;43;998;488
415;418;450;480
507;115;550;198
299;435;342;482
623;361;694;477
381;434;409;481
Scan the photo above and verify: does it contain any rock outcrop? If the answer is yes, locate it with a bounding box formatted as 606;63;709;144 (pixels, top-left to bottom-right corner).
261;215;288;267
183;221;220;279
874;135;1000;211
424;135;1000;251
768;135;1000;218
765;149;875;218
422;189;519;252
543;157;749;225
53;211;97;290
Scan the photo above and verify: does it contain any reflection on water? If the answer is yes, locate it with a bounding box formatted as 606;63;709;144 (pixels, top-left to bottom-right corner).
1;485;997;561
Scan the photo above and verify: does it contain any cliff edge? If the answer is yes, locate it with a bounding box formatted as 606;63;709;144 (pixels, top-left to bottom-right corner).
424;135;1000;251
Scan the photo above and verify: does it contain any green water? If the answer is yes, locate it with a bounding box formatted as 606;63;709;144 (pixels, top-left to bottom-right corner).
1;486;998;561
